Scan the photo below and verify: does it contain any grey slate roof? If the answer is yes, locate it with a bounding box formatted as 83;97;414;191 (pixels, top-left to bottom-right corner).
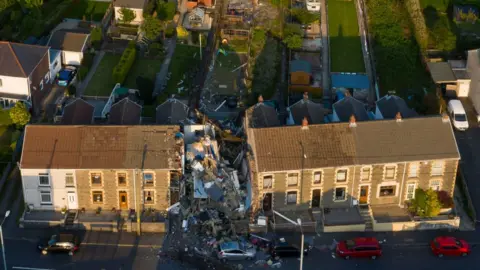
249;116;459;172
427;62;457;83
289;99;325;125
376;95;417;119
333;96;369;122
156;99;190;125
290;60;312;74
114;0;147;9
0;42;49;77
248;103;280;128
108;98;142;125
48;30;89;52
61;98;95;125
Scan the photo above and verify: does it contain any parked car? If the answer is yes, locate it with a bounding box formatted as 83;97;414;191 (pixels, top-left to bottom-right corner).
336;237;382;260
447;99;469;131
270;240;310;258
37;233;80;256
431;236;471;258
56;66;78;87
217;241;256;262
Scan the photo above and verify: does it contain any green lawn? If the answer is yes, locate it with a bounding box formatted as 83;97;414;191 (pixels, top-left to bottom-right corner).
83;53;121;97
164;44;201;97
367;0;433;99
328;0;365;72
124;57;164;89
211;51;242;95
65;0;110;21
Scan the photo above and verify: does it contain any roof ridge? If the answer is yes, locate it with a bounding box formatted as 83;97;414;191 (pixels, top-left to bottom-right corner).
8;43;27;77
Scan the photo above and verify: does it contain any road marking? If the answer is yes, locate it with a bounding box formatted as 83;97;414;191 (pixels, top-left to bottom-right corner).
12;267;55;270
5;237;161;248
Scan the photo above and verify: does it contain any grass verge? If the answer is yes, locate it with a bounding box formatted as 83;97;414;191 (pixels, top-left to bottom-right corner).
84;53;121;97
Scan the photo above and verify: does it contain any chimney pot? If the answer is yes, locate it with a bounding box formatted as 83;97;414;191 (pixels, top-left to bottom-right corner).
301;117;309;130
349;114;357;127
258;95;264;103
395;112;402;122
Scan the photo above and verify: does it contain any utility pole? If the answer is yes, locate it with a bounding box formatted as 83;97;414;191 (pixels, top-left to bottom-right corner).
199;33;202;60
133;169;140;236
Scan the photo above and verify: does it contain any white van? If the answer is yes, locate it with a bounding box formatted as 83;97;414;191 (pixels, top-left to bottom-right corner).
447;99;469;131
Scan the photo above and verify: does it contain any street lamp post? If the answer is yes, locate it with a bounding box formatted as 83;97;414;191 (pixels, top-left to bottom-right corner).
272;210;304;270
1;210;11;270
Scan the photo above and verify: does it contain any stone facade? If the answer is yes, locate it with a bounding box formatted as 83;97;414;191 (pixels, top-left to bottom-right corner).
76;169;178;211
255;159;459;212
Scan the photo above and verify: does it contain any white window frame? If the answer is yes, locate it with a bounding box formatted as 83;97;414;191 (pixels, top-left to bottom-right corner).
38;173;50;186
377;182;399;198
360;166;372;182
383;164;397;180
333;186;348;202
285;189;299;205
144;190;155;205
312;170;323;185
39;80;44;91
405;182;417;201
92;190;104;204
116;171;128;187
262;175;273;189
89;172;103;187
430;161;445;176
335;168;348;183
44;73;49;83
429;179;442;191
65;173;75;187
286;172;299;187
40;191;52;204
408;163;419;178
143;171;155;187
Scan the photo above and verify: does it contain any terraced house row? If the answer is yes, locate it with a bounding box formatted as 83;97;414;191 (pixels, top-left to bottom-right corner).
19;125;183;212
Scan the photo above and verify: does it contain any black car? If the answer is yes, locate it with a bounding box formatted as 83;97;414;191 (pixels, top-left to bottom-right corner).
270;241;309;258
38;233;80;256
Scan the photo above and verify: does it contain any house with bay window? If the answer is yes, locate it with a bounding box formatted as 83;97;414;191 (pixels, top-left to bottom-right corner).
245;113;460;231
19;125;184;212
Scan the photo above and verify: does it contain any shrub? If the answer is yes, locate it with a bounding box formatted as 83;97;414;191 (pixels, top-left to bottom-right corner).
112;43;137;84
165;24;175;38
408;188;442;217
156;1;176;21
437;190;454;208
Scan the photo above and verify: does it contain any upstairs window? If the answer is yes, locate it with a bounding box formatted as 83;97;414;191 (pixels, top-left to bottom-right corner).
65;173;74;187
360;167;371;181
336;169;347;183
263;175;272;189
144;173;154;186
287;173;299;187
313;171;322;184
384;165;396;180
91;173;102;185
117;173;127;186
408;163;418;178
431;161;444;176
39;173;49;186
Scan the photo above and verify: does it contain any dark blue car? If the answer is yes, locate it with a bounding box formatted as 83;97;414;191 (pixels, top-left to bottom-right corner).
57;66;77;87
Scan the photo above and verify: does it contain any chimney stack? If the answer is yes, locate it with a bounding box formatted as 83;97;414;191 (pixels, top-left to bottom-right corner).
395;112;402;122
303;92;309;101
258;95;264;103
349;114;357;127
301;117;309;130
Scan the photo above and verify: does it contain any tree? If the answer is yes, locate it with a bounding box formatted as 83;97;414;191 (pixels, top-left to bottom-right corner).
9;102;30;128
408;188;442;217
156;1;176;21
119;7;136;24
284;33;303;49
23;0;42;9
90;27;102;50
284;23;302;38
142;15;163;40
291;8;318;25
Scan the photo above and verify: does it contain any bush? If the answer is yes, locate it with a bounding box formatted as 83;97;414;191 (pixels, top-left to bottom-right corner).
165;24;175;38
157;1;176;21
437;190;454;208
112;42;137;84
408;188;442;217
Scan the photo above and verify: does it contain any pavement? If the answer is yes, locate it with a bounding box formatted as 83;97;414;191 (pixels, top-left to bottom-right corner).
153;38;177;97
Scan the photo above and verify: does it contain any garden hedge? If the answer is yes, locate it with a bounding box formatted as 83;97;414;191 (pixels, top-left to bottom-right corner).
112;41;137;84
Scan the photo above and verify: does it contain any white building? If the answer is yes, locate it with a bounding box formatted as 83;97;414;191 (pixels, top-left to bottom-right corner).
20;169;78;210
306;0;320;12
47;30;90;66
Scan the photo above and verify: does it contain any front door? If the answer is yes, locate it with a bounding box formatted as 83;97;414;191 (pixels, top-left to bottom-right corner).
311;189;321;208
119;191;128;210
359;186;369;205
263;193;272;211
67;192;78;209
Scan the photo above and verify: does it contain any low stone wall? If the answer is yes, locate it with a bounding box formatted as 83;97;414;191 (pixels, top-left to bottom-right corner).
20;220;63;229
324;223;366;232
373;217;460;232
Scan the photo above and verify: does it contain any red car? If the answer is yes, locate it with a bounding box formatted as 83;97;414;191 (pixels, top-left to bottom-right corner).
336;237;382;260
431;236;471;258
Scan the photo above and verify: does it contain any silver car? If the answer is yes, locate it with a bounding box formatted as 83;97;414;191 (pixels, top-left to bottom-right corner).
217;241;256;262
